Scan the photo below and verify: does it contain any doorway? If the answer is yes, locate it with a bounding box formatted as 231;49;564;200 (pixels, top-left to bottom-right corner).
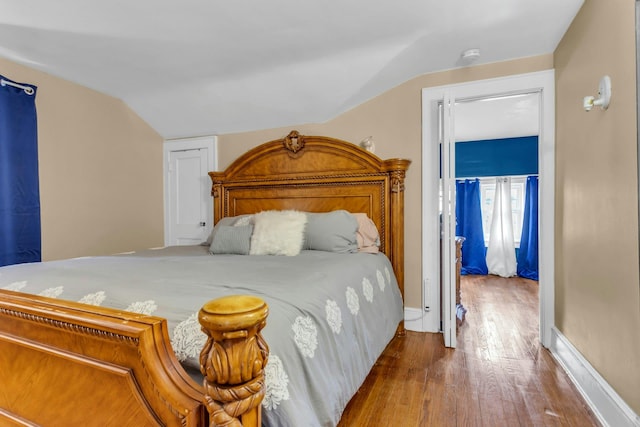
421;70;555;348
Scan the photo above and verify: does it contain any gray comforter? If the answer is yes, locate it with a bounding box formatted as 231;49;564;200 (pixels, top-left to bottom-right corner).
0;246;403;426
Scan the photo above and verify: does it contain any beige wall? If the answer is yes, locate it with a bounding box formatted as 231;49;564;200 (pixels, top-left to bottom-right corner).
555;0;640;414
1;59;164;260
217;54;553;308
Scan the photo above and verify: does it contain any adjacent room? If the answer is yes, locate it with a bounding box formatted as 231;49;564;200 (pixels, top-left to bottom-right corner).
0;1;638;426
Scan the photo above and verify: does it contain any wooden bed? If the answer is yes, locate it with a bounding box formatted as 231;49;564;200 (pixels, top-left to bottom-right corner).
0;131;410;427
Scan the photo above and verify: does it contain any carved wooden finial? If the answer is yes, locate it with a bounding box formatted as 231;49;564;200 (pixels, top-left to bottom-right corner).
211;182;221;198
199;295;269;427
390;170;406;193
384;159;410;193
283;130;305;154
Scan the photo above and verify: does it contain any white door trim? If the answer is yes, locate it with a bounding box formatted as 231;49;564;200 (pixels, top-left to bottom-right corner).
420;70;555;348
163;136;218;246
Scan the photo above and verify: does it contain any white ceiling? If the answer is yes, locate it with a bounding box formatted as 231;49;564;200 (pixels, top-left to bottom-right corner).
455;93;540;142
0;0;583;138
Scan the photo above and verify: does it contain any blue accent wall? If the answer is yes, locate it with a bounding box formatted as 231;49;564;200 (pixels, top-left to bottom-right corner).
455;136;538;177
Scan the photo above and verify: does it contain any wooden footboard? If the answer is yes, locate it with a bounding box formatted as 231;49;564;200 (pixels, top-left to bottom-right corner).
0;289;205;426
0;290;269;427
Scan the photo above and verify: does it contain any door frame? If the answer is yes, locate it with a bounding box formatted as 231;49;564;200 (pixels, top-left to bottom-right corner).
421;70;555;348
163;136;218;246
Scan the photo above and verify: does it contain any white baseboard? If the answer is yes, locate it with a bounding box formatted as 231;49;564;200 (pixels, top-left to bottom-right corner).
404;307;425;332
549;327;640;427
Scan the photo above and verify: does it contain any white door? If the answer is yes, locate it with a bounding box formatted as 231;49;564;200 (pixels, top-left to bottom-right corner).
168;149;209;245
164;136;217;246
440;93;458;347
421;88;458;347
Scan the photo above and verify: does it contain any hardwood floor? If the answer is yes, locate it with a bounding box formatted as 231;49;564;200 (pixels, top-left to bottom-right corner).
338;275;600;427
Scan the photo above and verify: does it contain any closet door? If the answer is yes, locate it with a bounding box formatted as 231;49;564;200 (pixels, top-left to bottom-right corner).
163;136;217;246
167;148;209;245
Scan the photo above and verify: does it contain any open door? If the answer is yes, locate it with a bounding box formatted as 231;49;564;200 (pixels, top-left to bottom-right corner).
421;89;459;347
440;93;458;347
421;88;458;346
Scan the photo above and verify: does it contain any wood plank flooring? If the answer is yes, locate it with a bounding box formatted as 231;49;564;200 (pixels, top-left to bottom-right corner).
338;275;600;426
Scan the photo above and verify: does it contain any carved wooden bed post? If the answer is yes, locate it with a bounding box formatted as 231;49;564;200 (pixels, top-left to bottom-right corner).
198;295;269;427
384;159;410;307
384;159;410;334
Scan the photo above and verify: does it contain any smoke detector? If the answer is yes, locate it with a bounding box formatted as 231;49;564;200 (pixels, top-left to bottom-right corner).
460;48;481;65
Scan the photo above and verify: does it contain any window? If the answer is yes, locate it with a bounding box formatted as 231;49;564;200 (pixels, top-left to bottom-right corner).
479;177;526;247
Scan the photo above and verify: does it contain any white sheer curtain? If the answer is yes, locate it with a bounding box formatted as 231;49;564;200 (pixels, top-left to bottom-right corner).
486;177;517;277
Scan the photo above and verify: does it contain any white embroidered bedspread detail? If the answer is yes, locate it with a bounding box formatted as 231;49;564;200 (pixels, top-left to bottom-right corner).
325;299;342;334
125;300;158;315
262;355;290;410
78;291;106;306
3;281;27;291
39;286;64;298
346;286;360;315
376;270;386;291
362;277;374;302
292;316;318;358
171;312;207;362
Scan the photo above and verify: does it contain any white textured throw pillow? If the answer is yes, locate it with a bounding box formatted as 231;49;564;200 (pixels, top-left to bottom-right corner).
250;210;307;256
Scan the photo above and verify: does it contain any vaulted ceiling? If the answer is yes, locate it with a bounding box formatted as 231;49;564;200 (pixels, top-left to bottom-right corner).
0;1;583;138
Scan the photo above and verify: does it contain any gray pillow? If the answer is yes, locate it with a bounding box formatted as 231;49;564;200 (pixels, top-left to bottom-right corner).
209;224;253;255
203;214;253;246
303;210;358;253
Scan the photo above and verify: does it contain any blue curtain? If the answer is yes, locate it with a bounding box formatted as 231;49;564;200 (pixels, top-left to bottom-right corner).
517;176;538;280
455;179;488;275
0;75;40;266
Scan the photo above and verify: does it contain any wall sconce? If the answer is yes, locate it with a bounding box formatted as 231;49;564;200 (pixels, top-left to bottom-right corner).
360;136;375;153
583;75;611;112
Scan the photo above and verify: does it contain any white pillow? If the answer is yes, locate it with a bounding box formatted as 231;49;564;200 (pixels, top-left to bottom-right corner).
250;210;307;256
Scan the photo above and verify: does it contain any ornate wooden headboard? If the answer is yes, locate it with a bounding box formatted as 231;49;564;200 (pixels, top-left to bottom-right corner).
209;130;411;300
